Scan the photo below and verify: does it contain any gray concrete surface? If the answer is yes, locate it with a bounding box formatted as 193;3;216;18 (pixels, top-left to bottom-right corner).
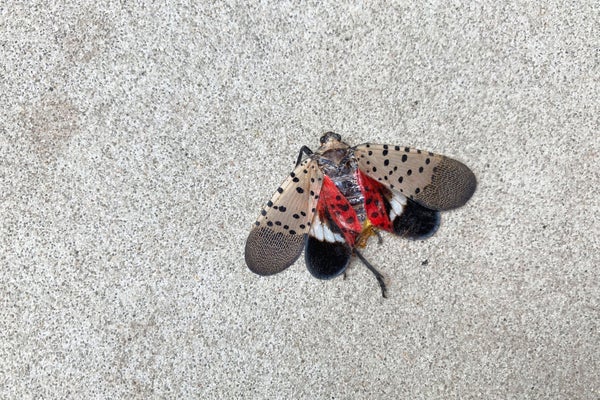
1;2;598;399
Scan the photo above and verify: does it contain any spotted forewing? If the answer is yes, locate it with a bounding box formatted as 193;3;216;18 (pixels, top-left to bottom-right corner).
245;158;323;275
354;144;476;211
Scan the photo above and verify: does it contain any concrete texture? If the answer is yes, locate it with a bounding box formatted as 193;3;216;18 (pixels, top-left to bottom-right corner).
1;1;598;399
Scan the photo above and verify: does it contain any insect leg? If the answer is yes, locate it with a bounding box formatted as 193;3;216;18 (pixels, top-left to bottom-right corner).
354;250;387;298
295;146;313;167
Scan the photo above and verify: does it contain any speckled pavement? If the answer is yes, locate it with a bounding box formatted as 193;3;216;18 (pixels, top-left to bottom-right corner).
1;2;598;398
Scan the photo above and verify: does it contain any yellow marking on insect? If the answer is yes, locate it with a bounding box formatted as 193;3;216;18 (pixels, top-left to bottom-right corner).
356;219;379;248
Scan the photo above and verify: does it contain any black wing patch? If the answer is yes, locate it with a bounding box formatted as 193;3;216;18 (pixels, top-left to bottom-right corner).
392;197;440;240
305;235;352;280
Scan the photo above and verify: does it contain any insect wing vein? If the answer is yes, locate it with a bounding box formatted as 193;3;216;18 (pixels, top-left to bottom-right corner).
354;144;476;211
245;159;323;275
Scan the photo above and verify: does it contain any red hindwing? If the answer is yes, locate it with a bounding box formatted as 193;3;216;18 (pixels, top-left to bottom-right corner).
357;170;393;232
317;176;362;246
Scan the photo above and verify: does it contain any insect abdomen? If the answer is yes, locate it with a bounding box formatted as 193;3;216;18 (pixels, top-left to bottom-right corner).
318;153;367;224
328;170;366;224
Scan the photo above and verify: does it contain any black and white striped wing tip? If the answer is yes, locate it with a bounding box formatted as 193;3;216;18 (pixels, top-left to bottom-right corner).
305;214;352;280
388;191;441;240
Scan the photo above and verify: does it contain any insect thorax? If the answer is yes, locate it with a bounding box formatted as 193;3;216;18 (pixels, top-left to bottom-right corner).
315;149;367;223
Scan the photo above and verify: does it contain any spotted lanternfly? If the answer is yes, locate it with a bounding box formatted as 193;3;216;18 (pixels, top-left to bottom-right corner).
245;132;477;297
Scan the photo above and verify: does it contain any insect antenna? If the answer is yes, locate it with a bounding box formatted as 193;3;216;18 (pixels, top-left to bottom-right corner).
354;249;388;298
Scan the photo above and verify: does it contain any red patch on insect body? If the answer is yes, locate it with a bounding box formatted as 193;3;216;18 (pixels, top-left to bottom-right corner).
357;170;393;232
317;176;362;246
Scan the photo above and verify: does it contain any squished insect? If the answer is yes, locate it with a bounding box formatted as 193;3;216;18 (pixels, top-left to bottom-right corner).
245;132;477;297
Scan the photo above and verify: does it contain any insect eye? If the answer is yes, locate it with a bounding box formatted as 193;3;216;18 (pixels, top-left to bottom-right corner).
320;132;341;144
